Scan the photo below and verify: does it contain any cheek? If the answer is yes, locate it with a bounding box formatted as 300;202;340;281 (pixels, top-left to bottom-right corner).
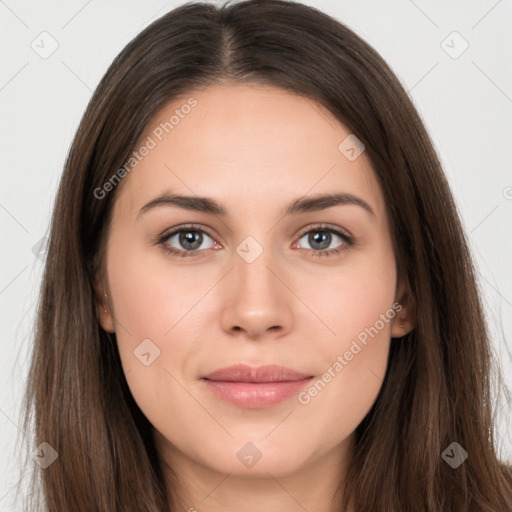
106;234;210;342
104;236;205;408
302;238;397;353
294;242;396;428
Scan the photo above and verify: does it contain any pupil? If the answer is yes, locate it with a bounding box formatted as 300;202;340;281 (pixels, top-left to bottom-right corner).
310;231;331;250
180;231;202;250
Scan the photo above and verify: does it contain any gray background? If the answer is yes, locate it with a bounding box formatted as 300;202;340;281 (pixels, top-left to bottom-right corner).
1;0;511;508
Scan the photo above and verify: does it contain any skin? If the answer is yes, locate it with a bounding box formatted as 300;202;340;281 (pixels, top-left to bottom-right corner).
97;82;414;512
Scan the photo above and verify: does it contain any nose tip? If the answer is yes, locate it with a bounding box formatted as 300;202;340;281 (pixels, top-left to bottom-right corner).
220;253;294;340
231;321;283;337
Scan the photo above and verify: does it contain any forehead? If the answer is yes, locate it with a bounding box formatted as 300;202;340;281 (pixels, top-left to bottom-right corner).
115;83;384;220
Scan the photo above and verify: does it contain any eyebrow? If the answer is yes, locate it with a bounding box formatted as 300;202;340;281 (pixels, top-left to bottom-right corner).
137;190;375;219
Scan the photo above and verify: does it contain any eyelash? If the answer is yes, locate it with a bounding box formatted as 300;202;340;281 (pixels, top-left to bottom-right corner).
155;223;354;259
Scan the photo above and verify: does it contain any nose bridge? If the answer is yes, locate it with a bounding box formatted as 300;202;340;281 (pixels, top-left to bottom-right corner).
219;233;293;337
233;234;282;302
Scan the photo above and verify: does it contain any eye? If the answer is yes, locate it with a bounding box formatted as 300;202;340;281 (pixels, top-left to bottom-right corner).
294;225;353;257
156;223;353;259
157;224;219;257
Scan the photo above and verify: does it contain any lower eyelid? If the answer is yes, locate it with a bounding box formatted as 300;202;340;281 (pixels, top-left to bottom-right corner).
295;228;351;249
159;226;352;256
163;229;217;251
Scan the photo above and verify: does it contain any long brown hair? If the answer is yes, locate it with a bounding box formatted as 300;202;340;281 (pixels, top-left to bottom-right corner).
17;0;512;510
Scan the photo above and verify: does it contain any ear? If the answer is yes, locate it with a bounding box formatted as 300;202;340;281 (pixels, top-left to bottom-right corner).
94;278;115;333
390;276;415;339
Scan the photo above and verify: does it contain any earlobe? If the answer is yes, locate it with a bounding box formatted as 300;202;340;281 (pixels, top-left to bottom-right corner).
100;292;116;333
94;280;115;333
391;278;416;339
390;314;414;338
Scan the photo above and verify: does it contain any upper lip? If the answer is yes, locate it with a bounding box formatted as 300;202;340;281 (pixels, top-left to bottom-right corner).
202;364;312;383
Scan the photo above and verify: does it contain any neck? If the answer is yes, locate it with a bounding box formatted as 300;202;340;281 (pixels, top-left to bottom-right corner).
157;433;355;512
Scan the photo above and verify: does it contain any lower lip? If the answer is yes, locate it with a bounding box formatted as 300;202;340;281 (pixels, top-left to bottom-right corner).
202;378;313;408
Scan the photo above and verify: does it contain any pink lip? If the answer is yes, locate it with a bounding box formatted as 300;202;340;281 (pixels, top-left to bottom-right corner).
201;364;313;408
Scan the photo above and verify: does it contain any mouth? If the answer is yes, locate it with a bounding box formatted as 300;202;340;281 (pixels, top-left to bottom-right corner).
201;364;314;408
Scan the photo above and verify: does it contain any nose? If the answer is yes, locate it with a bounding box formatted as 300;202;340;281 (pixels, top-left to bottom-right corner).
219;243;294;340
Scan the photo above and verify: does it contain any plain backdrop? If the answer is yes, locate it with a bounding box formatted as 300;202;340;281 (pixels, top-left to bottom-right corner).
1;0;511;508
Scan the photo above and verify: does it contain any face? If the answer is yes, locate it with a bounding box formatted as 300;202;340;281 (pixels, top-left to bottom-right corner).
97;83;411;482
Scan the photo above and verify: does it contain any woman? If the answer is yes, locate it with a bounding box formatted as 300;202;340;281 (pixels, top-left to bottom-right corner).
19;0;512;510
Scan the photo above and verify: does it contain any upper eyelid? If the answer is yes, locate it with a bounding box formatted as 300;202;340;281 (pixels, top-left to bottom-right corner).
160;223;352;248
296;224;351;239
161;224;216;242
